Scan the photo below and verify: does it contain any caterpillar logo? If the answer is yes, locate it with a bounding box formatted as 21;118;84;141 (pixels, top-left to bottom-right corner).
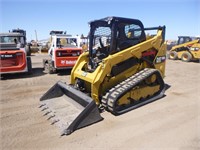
156;56;166;63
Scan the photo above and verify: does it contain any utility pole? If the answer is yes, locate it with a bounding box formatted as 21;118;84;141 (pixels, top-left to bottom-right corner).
35;30;38;42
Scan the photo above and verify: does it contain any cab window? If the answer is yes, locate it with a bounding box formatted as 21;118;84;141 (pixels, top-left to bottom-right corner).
125;24;142;39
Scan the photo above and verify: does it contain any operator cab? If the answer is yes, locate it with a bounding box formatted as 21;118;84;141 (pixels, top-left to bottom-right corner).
0;33;26;50
56;37;78;48
177;36;196;45
88;16;146;69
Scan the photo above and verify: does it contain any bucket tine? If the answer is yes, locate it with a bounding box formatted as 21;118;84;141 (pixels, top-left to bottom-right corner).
43;110;52;116
47;114;55;120
51;119;60;125
41;106;48;111
39;103;46;108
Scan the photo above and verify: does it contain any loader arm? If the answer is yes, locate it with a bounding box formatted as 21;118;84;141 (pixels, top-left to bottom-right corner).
170;39;199;51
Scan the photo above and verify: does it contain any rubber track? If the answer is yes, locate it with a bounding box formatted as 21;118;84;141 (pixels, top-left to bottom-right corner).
101;68;165;115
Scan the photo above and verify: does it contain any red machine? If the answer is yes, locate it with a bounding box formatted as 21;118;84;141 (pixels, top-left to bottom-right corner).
0;29;32;75
43;31;82;73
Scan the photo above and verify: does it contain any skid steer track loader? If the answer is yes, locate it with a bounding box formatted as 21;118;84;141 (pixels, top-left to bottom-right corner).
40;16;167;136
169;36;200;62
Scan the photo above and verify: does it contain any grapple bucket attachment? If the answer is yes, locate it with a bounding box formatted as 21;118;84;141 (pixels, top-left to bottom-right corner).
39;81;103;136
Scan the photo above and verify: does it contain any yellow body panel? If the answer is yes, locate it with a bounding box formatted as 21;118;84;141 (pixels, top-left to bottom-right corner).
71;30;166;105
190;43;200;59
191;51;200;59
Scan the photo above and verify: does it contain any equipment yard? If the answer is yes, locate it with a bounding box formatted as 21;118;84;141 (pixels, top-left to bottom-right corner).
0;54;199;150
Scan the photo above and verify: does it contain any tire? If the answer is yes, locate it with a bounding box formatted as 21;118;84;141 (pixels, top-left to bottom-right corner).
181;52;192;62
27;57;32;74
1;74;6;80
43;59;56;74
44;63;53;74
25;45;31;56
169;51;178;60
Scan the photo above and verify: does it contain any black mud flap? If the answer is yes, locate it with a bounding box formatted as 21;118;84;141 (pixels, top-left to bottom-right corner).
39;81;103;136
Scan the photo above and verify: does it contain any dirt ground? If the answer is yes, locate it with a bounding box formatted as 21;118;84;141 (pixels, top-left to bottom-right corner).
0;54;199;150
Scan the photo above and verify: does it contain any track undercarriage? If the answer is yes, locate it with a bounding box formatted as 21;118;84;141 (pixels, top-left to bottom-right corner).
102;68;165;115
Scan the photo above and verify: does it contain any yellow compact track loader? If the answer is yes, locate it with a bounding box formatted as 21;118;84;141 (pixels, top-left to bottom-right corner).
40;16;167;136
169;36;200;62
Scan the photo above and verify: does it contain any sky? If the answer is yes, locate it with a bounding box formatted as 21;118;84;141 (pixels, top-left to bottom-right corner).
0;0;199;41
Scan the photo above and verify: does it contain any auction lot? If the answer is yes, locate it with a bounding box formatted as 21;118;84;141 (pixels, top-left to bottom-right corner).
0;54;199;150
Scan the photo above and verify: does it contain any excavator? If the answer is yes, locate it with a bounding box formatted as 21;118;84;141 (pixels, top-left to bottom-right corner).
39;16;167;136
169;36;200;62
